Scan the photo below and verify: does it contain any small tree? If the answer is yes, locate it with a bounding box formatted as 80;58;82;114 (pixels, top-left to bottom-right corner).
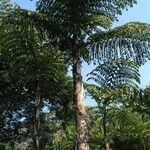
86;59;140;149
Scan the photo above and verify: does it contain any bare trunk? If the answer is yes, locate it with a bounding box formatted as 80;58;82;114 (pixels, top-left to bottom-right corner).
102;102;110;150
32;76;40;150
105;143;110;150
72;45;89;150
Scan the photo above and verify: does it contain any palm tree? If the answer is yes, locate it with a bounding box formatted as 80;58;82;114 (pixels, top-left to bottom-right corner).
1;0;150;149
86;59;140;150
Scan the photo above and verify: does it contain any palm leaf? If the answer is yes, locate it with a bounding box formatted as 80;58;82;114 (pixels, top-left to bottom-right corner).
88;59;140;88
89;22;150;64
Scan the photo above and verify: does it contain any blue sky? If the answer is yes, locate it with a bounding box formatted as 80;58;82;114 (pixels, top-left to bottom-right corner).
12;0;36;10
12;0;150;105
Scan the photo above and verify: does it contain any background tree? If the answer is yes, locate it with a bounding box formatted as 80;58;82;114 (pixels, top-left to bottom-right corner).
0;8;72;148
85;59;140;149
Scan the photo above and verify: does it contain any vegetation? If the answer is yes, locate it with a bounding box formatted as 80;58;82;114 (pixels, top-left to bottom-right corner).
0;0;150;150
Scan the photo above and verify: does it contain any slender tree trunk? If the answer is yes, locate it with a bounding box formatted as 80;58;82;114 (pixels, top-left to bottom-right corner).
32;76;41;150
143;144;146;150
72;43;89;150
102;102;110;150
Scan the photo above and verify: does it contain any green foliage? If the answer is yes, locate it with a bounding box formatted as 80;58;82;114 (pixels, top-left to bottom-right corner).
87;107;103;150
50;125;76;150
86;106;150;150
108;107;150;149
39;113;76;150
0;15;72;148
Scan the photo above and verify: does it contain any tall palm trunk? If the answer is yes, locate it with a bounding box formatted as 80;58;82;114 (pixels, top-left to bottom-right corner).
32;75;41;150
72;43;89;150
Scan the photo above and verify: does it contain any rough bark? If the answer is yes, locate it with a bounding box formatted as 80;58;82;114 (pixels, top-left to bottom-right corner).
72;45;89;150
